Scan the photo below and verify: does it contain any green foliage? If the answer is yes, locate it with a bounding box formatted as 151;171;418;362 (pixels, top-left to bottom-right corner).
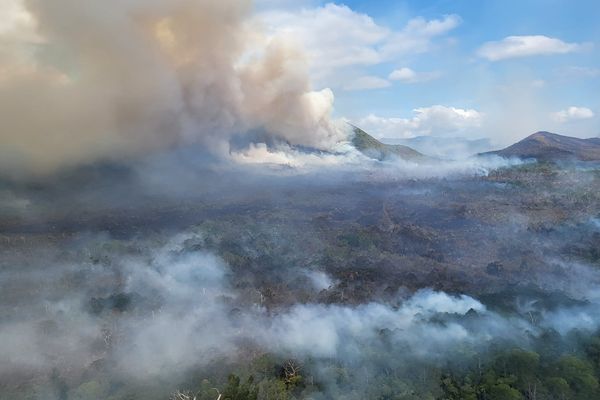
439;375;477;400
486;383;523;400
351;126;423;161
544;377;570;399
439;341;600;400
584;336;600;370
555;356;599;399
222;375;258;400
257;379;288;400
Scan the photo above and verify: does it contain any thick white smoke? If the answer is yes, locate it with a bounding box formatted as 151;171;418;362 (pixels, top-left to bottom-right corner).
3;231;600;381
0;0;343;174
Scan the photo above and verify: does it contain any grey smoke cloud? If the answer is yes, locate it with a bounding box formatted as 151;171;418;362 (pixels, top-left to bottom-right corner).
2;231;599;385
0;0;343;174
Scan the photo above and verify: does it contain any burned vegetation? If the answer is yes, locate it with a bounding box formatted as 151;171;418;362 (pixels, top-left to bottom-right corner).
1;158;600;400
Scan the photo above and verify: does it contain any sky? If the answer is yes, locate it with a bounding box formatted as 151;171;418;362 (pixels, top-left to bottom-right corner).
257;0;600;144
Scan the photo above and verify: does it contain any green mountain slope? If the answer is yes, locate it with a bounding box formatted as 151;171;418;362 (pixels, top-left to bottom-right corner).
484;131;600;161
351;125;425;161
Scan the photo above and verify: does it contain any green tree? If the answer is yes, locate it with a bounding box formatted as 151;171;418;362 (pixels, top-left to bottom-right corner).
584;336;600;371
544;377;570;400
499;349;540;397
487;383;523;400
257;379;288;400
555;356;599;399
439;375;477;400
222;375;259;400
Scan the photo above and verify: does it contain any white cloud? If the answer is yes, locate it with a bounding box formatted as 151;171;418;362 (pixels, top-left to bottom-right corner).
381;14;461;57
356;115;418;139
260;6;460;86
344;75;390;91
389;67;417;81
389;67;441;83
260;4;388;82
356;105;483;139
553;106;595;123
390;67;417;82
477;35;587;61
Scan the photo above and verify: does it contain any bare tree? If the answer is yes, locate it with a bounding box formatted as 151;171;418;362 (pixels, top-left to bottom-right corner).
170;388;222;400
170;390;197;400
282;360;302;385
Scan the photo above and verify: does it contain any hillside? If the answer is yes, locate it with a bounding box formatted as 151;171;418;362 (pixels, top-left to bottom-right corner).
351;125;425;161
485;131;600;161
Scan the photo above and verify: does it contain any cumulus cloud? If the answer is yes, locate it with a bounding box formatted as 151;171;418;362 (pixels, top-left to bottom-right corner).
388;67;441;83
260;4;387;82
477;35;587;61
356;105;484;139
0;0;345;175
261;5;459;86
553;106;595;123
380;14;461;58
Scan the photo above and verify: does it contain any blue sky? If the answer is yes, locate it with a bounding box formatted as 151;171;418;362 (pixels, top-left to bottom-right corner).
259;0;600;143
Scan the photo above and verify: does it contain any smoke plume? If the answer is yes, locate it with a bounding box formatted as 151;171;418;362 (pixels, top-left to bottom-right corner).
0;0;343;174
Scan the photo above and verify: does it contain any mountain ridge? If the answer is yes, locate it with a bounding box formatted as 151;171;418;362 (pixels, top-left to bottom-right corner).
350;125;425;161
483;131;600;161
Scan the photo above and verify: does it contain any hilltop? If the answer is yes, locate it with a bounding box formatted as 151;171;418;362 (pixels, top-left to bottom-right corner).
351;125;425;161
485;131;600;161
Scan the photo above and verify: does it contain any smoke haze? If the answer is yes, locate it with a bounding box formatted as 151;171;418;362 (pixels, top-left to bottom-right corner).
2;231;600;391
1;2;600;399
0;0;343;174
